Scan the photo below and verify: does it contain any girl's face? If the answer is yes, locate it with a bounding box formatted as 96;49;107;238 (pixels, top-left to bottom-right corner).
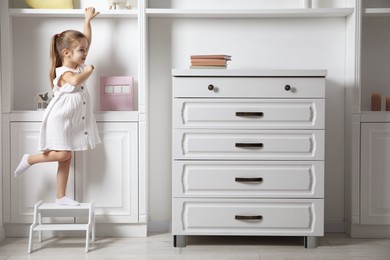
67;38;89;66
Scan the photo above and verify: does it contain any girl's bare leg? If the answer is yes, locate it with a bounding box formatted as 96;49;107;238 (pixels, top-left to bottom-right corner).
14;151;79;206
28;150;72;165
55;155;79;206
56;153;72;198
14;150;71;177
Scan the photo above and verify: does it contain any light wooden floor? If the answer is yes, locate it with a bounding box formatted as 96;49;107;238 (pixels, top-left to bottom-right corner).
0;233;389;259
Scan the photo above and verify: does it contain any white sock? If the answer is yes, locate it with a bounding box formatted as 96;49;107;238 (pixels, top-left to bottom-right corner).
56;196;80;206
14;154;31;177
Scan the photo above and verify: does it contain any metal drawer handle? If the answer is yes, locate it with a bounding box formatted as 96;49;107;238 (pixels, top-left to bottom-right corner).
235;177;263;183
208;84;214;91
235;112;264;117
235;215;263;221
285;84;291;91
235;143;263;148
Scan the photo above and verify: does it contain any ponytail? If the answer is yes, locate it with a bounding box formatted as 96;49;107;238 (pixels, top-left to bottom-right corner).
49;30;86;88
49;34;62;88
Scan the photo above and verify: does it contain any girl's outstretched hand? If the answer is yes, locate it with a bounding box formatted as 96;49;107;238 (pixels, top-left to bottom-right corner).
85;7;99;22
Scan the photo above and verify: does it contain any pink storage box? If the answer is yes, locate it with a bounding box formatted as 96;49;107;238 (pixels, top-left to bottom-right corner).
100;76;134;111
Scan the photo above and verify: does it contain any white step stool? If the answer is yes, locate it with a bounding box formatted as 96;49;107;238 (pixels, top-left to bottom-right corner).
28;200;95;253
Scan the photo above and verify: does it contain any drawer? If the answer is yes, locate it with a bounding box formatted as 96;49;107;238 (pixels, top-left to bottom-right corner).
172;198;324;236
173;99;325;129
173;161;324;198
173;77;325;98
173;129;324;160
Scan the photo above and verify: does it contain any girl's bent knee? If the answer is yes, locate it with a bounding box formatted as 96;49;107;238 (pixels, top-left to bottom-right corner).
57;151;72;162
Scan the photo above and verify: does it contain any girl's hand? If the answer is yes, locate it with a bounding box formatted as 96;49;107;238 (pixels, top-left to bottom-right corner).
85;65;95;73
85;7;99;22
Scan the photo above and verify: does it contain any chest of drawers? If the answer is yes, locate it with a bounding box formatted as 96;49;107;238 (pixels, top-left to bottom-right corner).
172;69;326;248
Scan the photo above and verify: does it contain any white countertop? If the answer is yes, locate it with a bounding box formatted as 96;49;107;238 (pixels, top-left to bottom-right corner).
172;69;327;77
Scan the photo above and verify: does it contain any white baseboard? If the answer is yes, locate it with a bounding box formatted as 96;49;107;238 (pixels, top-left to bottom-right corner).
324;222;345;233
147;220;171;233
5;223;147;237
346;223;390;238
0;225;5;241
2;221;347;238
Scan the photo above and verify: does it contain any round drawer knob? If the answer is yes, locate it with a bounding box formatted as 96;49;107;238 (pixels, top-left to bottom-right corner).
284;85;291;91
208;84;214;91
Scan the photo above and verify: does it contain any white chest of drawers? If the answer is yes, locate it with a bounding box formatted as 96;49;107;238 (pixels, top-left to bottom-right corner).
172;69;326;248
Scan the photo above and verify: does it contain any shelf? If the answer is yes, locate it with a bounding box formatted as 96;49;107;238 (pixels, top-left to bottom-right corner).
5;110;140;122
146;8;354;18
9;8;138;18
360;111;390;123
364;8;390;17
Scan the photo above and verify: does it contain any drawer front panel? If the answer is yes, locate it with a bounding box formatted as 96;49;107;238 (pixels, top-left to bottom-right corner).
173;130;324;160
173;77;325;98
173;161;324;198
172;198;324;236
173;99;325;129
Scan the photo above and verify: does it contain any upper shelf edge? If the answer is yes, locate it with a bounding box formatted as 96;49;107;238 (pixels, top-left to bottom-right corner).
9;8;138;18
146;8;354;18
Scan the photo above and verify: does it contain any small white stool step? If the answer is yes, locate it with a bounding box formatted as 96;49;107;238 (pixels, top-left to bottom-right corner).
28;200;95;254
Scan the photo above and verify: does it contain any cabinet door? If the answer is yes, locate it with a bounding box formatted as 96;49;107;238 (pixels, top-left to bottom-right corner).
10;122;75;223
75;122;139;223
361;123;390;225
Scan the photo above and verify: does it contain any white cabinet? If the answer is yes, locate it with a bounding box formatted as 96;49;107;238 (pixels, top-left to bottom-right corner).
172;69;326;248
360;123;390;225
4;121;139;226
8;122;75;223
75;122;139;223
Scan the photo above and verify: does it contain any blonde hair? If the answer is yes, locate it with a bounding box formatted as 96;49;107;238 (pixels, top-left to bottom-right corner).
49;30;87;88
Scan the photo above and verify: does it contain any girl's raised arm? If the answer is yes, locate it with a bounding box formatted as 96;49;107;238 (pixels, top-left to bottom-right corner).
84;7;99;46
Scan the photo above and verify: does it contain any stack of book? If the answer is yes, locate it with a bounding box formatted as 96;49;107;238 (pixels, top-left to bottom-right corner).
190;54;231;69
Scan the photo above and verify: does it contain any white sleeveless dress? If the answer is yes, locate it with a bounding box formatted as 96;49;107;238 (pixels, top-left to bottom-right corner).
38;65;101;151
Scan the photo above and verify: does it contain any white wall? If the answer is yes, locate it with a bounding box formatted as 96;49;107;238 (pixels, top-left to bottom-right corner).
148;17;347;232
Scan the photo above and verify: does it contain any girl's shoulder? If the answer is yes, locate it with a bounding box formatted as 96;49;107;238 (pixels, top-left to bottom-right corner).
55;66;78;76
56;64;85;76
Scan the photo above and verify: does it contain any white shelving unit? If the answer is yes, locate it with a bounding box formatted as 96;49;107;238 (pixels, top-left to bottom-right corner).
1;0;147;237
345;0;390;238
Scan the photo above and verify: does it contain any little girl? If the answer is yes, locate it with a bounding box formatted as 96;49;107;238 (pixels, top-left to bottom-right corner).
13;7;101;206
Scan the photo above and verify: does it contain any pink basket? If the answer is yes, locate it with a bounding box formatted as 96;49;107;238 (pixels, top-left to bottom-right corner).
100;76;134;111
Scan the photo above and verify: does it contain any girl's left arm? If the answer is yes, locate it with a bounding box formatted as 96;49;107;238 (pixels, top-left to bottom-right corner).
84;7;99;46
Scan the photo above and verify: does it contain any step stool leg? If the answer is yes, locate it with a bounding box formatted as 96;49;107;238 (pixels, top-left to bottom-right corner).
85;225;90;253
91;213;95;242
28;225;34;253
38;212;42;242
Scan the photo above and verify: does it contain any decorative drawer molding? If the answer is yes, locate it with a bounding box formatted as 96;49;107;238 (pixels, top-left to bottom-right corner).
173;99;325;129
172;198;324;236
173;77;325;98
173;129;324;160
173;161;324;198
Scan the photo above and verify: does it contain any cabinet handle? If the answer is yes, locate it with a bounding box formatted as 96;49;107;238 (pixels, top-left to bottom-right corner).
235;143;263;148
235;177;263;183
235;112;264;117
235;215;263;221
284;84;291;91
208;84;214;91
